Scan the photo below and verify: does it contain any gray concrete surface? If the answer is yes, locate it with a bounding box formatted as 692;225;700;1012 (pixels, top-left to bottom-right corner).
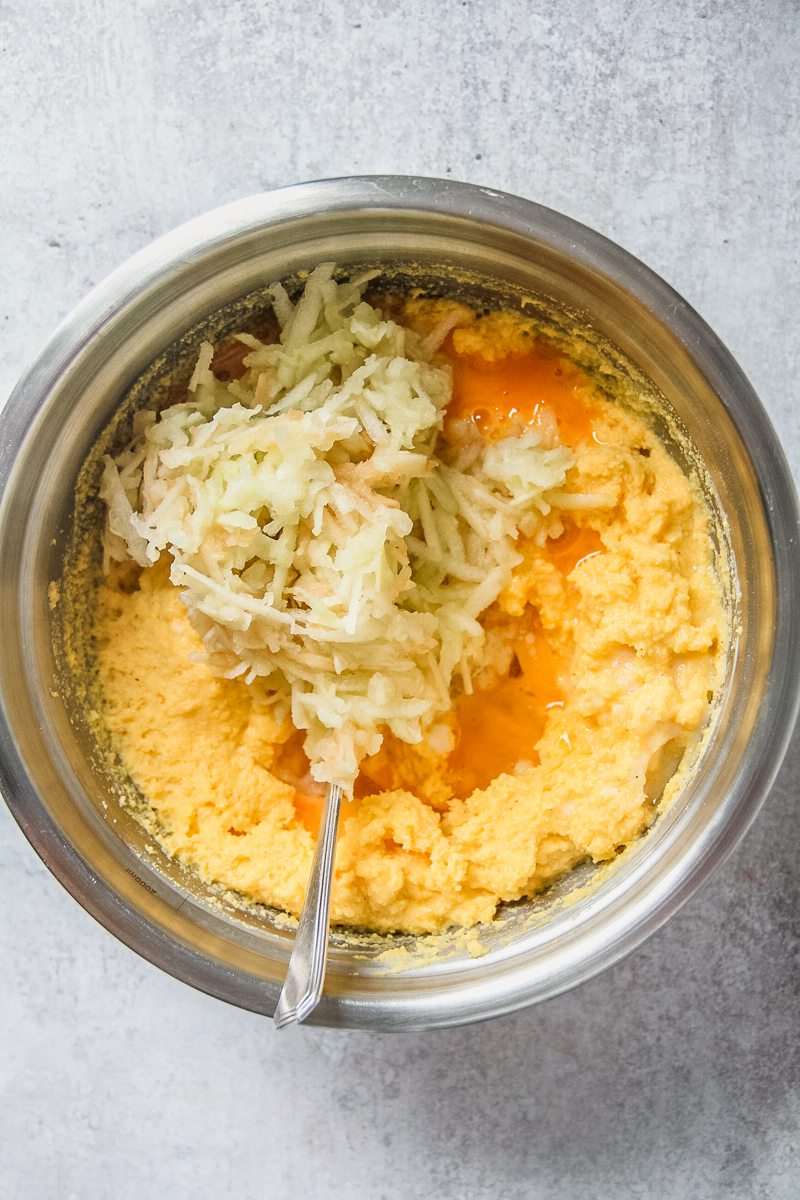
2;2;798;1197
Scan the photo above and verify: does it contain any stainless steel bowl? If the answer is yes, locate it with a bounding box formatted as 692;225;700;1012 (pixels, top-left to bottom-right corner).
2;177;798;1030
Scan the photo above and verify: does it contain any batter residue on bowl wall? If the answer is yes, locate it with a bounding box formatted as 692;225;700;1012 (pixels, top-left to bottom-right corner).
90;292;725;935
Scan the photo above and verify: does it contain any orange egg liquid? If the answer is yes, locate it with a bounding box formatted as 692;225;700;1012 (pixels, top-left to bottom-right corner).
443;339;598;448
447;623;566;797
546;523;604;575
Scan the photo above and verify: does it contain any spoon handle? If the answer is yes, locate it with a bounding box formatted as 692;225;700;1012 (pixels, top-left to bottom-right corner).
273;782;343;1028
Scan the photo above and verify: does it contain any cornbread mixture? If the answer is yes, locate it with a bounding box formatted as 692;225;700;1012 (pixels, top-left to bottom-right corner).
92;274;725;934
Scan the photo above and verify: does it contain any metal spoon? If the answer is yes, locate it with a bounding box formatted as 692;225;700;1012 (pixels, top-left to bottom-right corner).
273;782;343;1028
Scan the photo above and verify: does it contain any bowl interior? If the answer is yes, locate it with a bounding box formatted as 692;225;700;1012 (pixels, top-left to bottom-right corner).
0;183;791;1029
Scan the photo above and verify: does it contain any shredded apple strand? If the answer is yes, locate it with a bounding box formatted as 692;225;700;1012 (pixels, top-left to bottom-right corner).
100;264;575;790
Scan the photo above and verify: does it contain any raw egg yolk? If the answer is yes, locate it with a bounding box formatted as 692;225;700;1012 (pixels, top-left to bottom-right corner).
444;527;604;796
443;339;598;448
546;523;604;575
447;624;565;798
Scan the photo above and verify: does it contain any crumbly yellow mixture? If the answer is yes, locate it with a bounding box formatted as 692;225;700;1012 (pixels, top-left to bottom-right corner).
93;303;724;935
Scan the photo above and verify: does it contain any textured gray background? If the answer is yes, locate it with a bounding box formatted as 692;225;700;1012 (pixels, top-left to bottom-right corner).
2;2;798;1198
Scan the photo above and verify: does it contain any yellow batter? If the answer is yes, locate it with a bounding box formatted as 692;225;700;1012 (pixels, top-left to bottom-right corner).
93;303;725;934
